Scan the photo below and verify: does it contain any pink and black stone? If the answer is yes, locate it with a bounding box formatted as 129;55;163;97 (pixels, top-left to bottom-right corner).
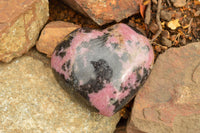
51;23;154;116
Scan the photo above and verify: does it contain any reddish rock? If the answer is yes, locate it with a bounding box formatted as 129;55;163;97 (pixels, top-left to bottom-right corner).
127;42;200;133
36;21;80;57
61;0;141;26
0;0;49;62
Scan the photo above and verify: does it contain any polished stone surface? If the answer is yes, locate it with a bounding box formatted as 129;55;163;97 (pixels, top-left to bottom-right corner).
51;23;154;116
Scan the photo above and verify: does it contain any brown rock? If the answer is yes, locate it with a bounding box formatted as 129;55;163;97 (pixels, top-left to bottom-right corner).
61;0;142;26
154;45;162;53
0;0;49;63
160;45;168;51
170;34;177;41
0;49;120;132
161;37;172;47
174;12;182;19
161;10;172;21
36;21;80;57
181;38;187;45
149;22;159;34
127;42;200;133
161;30;170;39
171;0;186;7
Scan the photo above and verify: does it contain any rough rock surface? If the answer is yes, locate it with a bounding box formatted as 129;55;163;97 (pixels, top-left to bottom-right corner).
171;0;186;7
0;49;120;132
36;21;80;57
51;23;154;116
127;42;200;133
0;0;49;63
61;0;141;25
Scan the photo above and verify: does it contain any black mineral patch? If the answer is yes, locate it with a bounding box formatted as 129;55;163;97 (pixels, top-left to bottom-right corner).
66;60;71;69
78;59;113;99
52;69;98;112
112;67;150;113
55;36;73;55
111;43;118;49
62;63;66;71
61;60;71;72
82;27;92;33
91;59;113;82
54;29;79;56
58;51;66;58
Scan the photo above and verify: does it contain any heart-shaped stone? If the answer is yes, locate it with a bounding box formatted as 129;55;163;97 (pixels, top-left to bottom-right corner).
51;23;154;116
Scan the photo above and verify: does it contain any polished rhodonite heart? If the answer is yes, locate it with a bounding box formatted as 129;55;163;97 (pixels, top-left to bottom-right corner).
51;23;154;116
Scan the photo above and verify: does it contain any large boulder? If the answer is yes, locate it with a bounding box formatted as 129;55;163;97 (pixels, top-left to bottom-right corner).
0;49;120;132
0;0;49;62
127;42;200;133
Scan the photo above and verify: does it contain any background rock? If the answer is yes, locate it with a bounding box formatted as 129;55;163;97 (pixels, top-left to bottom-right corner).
36;21;80;57
127;42;200;133
0;49;120;132
0;0;49;63
161;37;172;47
160;10;172;21
171;0;186;7
61;0;141;26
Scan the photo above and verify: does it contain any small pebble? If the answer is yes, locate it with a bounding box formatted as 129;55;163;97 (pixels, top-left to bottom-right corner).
155;45;162;53
149;22;159;34
161;30;170;39
161;10;172;21
160;45;168;50
161;37;172;47
175;12;182;19
181;38;187;45
171;35;177;41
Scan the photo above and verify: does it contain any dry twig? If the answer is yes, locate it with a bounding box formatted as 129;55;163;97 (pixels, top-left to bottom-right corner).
172;33;181;46
145;1;151;25
188;18;193;33
166;0;171;6
152;0;158;4
150;0;162;43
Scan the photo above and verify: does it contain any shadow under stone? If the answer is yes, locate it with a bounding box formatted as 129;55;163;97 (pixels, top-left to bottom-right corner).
52;69;99;113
